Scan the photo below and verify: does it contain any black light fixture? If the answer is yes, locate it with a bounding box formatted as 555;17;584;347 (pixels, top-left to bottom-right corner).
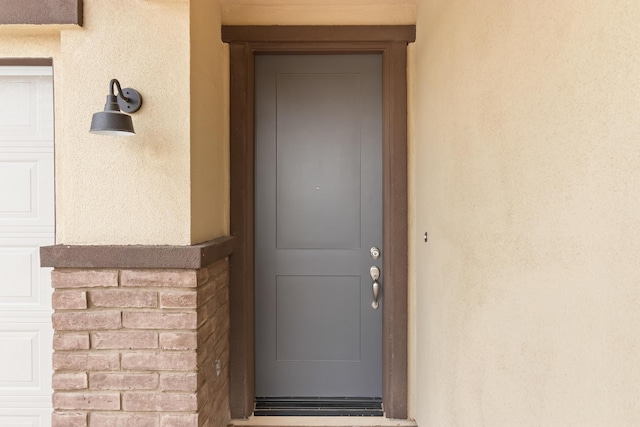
90;79;143;136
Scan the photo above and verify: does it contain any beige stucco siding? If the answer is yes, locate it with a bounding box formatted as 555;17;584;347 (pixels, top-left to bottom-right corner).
220;0;416;25
190;0;230;243
0;28;61;56
411;0;640;424
56;0;192;244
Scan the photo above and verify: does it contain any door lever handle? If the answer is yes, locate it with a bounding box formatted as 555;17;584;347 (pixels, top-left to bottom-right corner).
370;266;380;310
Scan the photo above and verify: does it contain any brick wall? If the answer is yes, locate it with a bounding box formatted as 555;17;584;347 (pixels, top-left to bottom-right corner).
50;259;230;427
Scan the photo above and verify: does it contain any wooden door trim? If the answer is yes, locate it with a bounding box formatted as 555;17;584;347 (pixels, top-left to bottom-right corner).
223;25;415;419
222;25;416;43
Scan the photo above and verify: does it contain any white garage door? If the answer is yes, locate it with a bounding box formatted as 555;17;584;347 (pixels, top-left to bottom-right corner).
0;66;54;427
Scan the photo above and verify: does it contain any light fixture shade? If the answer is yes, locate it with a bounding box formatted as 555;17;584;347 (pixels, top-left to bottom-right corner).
90;110;135;136
89;81;142;136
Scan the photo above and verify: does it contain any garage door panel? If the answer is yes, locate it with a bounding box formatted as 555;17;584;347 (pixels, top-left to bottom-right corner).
0;415;40;427
0;153;54;227
0;239;52;310
0;162;31;213
0;407;51;427
0;322;52;395
0;249;33;297
0;76;53;143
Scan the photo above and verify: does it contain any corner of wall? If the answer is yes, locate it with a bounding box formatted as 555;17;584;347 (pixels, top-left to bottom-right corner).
189;0;230;244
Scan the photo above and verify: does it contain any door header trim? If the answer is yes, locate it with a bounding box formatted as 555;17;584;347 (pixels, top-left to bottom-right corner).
222;25;416;43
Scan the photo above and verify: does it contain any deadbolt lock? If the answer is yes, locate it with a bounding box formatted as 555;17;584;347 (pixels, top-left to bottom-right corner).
370;246;381;260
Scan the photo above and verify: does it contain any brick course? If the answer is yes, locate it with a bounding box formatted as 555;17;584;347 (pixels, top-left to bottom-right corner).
51;260;230;427
89;372;159;390
120;270;198;288
91;331;158;350
160;373;198;392
52;290;88;310
159;331;197;350
122;392;197;412
53;392;121;410
52;412;87;427
53;352;120;371
90;413;158;427
159;291;197;309
53;372;88;390
53;311;122;331
161;413;198;427
90;289;158;308
122;312;197;329
120;351;197;371
52;270;119;288
54;333;90;350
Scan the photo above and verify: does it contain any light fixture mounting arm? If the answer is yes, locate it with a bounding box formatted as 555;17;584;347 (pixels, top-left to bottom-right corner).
110;78;142;114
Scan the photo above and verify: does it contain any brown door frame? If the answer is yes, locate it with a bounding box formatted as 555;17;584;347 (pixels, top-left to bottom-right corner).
222;25;415;419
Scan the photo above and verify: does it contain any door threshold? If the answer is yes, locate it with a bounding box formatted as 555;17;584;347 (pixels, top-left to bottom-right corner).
255;397;382;416
229;416;417;427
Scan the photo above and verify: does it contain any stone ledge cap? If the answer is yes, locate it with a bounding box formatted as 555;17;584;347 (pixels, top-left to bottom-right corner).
41;236;235;269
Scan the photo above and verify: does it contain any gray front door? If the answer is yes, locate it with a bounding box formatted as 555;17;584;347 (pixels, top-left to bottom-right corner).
255;54;383;398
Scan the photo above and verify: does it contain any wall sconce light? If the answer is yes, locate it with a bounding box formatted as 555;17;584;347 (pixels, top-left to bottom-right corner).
90;79;143;136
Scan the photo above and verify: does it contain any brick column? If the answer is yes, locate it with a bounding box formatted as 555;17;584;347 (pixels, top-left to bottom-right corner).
42;239;233;427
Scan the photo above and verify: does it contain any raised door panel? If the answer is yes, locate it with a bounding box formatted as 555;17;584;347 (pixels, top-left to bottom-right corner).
275;73;362;250
0;408;52;427
0;153;55;232
0;72;53;145
0;322;52;396
0;238;53;311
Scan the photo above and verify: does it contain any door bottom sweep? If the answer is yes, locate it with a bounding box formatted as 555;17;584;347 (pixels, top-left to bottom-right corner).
254;397;383;416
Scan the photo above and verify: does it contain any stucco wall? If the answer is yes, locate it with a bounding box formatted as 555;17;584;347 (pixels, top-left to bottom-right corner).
57;0;191;245
0;28;61;56
190;0;230;243
221;0;416;25
411;0;640;425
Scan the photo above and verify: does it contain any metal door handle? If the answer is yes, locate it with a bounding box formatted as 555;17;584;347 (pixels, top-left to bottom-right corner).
370;266;380;310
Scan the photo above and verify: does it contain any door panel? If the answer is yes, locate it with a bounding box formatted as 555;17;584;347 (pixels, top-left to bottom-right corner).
255;54;382;398
275;72;362;250
276;275;361;361
0;67;54;427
